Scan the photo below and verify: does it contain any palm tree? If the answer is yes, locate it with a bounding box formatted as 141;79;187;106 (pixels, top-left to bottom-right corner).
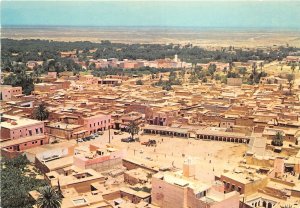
33;103;49;121
291;63;296;73
259;62;264;72
251;62;257;83
286;74;295;95
127;121;140;140
36;186;62;208
272;132;283;146
146;172;152;182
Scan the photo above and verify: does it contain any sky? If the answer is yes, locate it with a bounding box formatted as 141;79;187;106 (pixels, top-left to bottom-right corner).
1;1;300;29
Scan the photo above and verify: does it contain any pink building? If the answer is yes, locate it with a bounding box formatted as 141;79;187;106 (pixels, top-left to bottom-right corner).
0;114;48;158
1;135;49;158
73;145;126;171
0;85;22;101
47;72;57;79
151;161;240;208
0;114;45;140
79;75;98;85
79;114;112;134
119;60;137;69
34;83;57;94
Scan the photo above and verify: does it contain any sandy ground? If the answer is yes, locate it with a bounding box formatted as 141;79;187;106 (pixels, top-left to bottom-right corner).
85;129;247;184
2;27;300;48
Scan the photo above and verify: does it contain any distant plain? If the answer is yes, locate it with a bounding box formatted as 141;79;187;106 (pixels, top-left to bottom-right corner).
2;27;300;48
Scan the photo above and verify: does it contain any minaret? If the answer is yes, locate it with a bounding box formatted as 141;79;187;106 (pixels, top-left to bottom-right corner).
183;159;195;178
174;54;178;62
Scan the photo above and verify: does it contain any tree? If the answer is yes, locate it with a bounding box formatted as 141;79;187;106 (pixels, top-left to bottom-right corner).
286;74;295;95
33;103;49;121
127;121;140;140
189;72;198;83
162;83;172;91
36;186;62;208
208;64;217;76
1;155;48;208
238;67;247;76
151;73;155;79
259;62;264;71
146;172;152;182
272;132;283;146
252;62;257;74
3;66;34;95
291;63;296;73
136;80;144;85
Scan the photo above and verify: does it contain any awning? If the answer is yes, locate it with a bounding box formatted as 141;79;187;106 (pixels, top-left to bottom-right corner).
73;130;88;135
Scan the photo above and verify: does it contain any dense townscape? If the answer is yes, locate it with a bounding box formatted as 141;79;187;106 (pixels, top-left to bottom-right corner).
1;37;300;208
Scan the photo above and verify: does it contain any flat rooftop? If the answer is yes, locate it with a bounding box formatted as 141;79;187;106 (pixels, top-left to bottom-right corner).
1;114;43;129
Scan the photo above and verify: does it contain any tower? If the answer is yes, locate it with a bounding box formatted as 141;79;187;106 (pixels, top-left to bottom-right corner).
174;54;178;62
183;159;195;178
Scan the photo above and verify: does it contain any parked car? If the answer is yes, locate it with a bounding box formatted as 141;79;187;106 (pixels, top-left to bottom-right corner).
121;137;135;143
141;139;157;146
97;131;104;135
87;136;93;140
145;156;153;161
77;138;83;143
114;131;123;135
92;133;99;138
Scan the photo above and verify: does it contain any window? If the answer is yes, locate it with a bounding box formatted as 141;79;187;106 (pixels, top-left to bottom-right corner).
24;144;27;146
101;121;103;124
238;187;241;192
98;122;99;125
94;123;95;127
29;130;32;136
90;124;92;127
36;128;38;134
32;142;34;144
40;128;43;133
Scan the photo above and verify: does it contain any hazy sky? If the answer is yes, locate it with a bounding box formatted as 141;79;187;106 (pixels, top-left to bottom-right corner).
1;1;300;29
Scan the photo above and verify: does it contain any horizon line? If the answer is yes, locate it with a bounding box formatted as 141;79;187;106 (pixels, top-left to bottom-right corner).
2;25;300;30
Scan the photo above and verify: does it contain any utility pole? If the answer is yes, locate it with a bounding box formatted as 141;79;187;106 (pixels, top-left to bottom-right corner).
108;125;111;144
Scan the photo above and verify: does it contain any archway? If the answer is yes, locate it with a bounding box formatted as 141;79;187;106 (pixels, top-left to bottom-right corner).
267;202;272;208
263;201;266;207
